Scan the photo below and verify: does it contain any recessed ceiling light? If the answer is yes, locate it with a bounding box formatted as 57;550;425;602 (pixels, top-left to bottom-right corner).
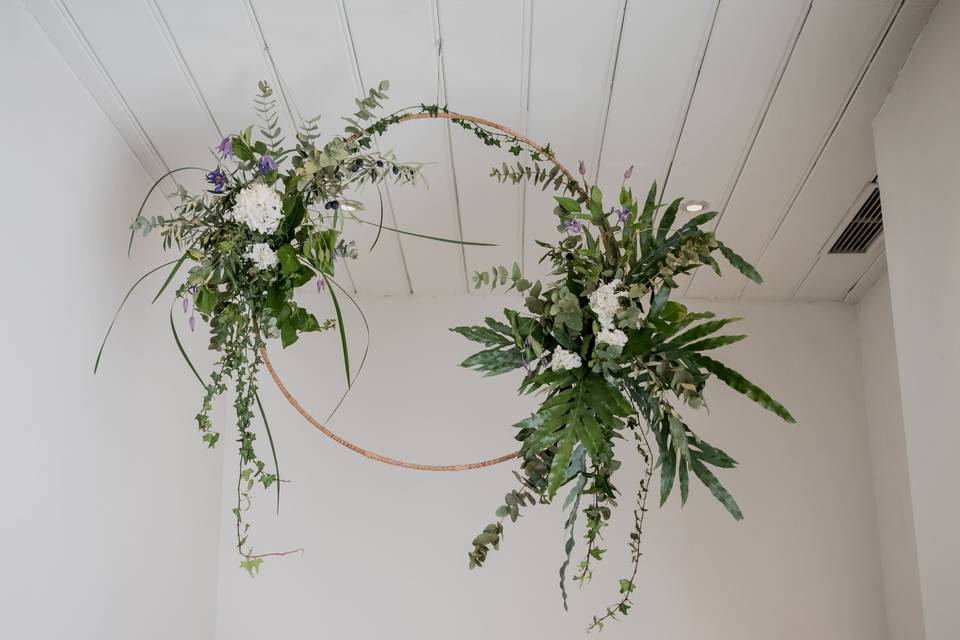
683;200;709;213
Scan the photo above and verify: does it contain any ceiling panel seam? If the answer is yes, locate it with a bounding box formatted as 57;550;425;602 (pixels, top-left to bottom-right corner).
682;0;813;297
591;0;629;184
744;0;907;301
659;0;721;196
518;0;535;279
842;249;884;304
243;0;356;292
146;0;222;140
49;0;172;186
335;0;413;294
430;0;469;293
241;0;302;133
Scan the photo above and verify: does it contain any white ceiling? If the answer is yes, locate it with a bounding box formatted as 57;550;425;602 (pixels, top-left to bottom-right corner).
26;0;936;301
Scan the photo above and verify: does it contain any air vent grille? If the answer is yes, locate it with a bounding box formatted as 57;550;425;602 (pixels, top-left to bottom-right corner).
829;186;883;254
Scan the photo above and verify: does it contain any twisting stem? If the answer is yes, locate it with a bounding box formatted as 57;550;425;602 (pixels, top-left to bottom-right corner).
260;345;521;471
588;401;655;632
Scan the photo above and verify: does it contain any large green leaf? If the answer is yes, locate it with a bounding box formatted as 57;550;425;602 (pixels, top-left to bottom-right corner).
460;348;524;376
690;458;743;520
655;197;683;243
659;446;676;506
718;242;762;284
638;181;657;254
662;317;742;350
450;325;511;348
546;430;576;500
677;334;746;352
690;353;796;423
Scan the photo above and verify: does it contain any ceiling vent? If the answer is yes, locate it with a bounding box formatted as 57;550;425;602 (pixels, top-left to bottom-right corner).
828;182;883;254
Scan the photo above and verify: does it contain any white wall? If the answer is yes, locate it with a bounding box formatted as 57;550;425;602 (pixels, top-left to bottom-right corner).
873;1;960;637
857;274;925;640
213;294;887;640
0;4;222;638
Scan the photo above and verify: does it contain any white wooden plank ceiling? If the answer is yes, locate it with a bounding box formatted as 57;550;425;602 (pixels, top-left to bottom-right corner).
25;0;937;301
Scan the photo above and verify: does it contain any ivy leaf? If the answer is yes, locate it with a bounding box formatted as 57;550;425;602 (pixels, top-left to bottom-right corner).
554;196;581;214
277;244;301;275
240;557;263;576
195;287;219;315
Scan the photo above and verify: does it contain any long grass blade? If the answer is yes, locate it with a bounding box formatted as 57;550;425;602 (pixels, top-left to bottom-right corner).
323;278;371;423
369;183;385;251
94;260;178;374
322;273;351;388
128;167;206;257
357;218;496;246
254;390;281;514
169;305;205;386
152;243;195;304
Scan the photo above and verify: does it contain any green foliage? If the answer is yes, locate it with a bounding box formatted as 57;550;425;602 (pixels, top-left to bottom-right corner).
454;178;794;629
108;80;447;572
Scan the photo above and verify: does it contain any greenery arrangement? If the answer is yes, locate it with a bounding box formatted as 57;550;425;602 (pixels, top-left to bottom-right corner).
96;81;493;572
454;168;795;629
97;78;794;630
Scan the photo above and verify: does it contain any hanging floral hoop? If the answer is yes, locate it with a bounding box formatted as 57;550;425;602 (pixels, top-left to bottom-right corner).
100;80;795;631
258;110;586;472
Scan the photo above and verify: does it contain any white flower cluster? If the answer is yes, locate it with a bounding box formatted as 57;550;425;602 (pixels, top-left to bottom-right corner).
589;279;625;328
550;347;582;372
597;326;628;348
227;184;282;234
245;242;278;271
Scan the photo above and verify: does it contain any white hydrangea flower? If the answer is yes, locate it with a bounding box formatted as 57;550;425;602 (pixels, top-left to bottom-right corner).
227;184;283;234
245;243;278;271
550;347;582;372
597;327;628;348
589;279;625;328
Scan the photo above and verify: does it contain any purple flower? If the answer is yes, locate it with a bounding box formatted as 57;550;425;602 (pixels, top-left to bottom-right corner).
205;169;226;193
565;219;583;234
316;278;326;293
182;297;190;313
216;137;233;158
258;154;277;176
624;165;634;180
188;315;196;332
324;200;340;210
578;160;586;176
617;208;629;223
